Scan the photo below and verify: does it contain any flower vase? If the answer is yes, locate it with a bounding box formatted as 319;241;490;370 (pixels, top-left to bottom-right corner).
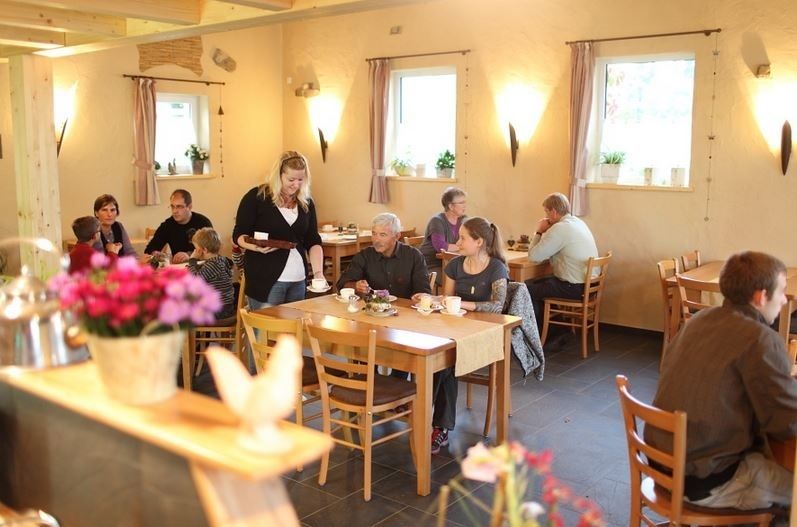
87;330;186;405
191;159;204;175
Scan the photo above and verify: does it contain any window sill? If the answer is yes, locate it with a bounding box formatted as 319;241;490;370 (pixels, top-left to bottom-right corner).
587;182;692;192
156;173;216;181
388;176;459;183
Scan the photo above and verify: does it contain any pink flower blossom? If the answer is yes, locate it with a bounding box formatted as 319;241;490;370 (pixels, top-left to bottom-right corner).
90;252;110;268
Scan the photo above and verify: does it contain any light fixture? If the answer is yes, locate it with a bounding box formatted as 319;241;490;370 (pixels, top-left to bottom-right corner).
508;123;519;166
756;64;771;79
318;128;328;162
53;82;77;158
782;120;791;175
294;82;320;98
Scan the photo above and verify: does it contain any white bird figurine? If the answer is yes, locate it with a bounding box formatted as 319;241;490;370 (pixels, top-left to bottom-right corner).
206;335;302;454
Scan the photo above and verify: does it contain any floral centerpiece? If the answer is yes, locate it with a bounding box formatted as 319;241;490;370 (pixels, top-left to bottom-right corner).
445;442;605;527
185;144;209;161
50;254;221;404
363;289;392;313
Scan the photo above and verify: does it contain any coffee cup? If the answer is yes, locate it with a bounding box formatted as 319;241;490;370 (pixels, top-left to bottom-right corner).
444;296;461;314
311;278;327;291
340;287;355;300
322;224;334;232
254;231;268;240
418;294;432;310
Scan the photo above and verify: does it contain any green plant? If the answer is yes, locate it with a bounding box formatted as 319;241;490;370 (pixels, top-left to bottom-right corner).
185;144;209;161
436;150;456;170
599;151;625;165
390;157;412;175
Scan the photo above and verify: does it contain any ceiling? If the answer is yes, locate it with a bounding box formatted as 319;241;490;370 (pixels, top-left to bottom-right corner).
0;0;422;61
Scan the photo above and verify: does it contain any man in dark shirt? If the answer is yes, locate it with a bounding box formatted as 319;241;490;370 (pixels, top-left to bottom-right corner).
336;212;432;299
646;251;797;510
144;189;212;264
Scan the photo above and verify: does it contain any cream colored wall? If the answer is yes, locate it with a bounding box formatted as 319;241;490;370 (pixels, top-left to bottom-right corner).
0;24;284;259
282;0;797;331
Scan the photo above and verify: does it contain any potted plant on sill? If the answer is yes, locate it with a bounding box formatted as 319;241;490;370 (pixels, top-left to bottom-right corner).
599;151;625;184
390;157;414;177
436;149;455;178
185;144;209;175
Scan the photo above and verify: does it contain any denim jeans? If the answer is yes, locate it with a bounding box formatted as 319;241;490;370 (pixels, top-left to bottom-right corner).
244;280;306;370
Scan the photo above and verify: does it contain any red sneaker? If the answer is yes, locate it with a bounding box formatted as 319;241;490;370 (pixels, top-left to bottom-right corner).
431;427;449;454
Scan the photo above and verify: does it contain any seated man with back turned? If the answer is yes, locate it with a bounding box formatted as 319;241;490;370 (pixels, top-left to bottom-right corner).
144;189;213;264
337;212;431;299
526;192;598;331
646;251;797;511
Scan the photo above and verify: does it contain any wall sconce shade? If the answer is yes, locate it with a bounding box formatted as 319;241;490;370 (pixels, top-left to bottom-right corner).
318;128;328;163
508;123;518;167
756;64;771;78
782;120;791;175
56;119;68;157
295;83;320;98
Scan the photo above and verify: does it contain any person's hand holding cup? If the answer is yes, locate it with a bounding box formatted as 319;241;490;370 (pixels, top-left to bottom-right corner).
311;277;327;291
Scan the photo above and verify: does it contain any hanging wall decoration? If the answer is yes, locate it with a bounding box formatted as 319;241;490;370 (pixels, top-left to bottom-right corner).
138;37;203;76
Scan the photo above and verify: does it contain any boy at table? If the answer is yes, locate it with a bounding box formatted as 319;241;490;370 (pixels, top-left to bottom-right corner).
188;227;235;320
68;216;118;274
646;251;797;511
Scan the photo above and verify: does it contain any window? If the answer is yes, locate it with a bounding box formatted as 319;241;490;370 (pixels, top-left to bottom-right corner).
385;67;456;178
155;93;209;176
591;55;695;187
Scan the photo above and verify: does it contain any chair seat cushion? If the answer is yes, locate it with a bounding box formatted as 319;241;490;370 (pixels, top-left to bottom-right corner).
330;374;416;406
301;356;346;387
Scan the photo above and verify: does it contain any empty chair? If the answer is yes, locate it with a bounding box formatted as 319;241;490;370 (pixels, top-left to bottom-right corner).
541;251;612;359
656;258;679;358
680;249;702;272
399;227;417;240
183;315;238;391
675;274;721;324
404;235;424;247
306;322;416;501
615;375;774;527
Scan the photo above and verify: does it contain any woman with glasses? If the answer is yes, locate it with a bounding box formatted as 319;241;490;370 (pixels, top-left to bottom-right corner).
419;186;468;284
92;194;137;257
233;151;325;310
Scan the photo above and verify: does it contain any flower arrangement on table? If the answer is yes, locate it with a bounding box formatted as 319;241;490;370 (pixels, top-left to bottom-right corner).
444;442;605;527
50;253;221;337
185;144;209;161
363;289;392;313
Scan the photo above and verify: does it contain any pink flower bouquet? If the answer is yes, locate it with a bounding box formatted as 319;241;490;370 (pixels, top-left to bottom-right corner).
447;442;605;527
51;254;221;337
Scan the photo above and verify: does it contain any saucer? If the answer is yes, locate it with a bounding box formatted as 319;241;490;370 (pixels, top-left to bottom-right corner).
307;284;332;293
411;304;442;312
335;294;359;303
364;307;397;317
441;309;467;317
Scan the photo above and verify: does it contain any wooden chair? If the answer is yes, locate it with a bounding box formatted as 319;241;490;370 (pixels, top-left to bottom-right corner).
428;271;437;293
675;274;721;324
680;249;702;272
656;258;679;360
306;322;416;501
144;227;157;241
541;251;612;359
615;375;775;527
403;235;424;247
400;227;417;240
234;273;248;363
184;314;238;391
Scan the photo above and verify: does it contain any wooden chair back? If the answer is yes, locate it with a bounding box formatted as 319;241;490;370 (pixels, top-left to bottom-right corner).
675;274;721;323
145;227;156;240
680;249;702;272
184;315;238;391
428;271;437;292
234;273;248;362
656;258;679;361
789;339;797;372
616;375;774;526
404;235;424;247
400;227;417;239
239;309;303;373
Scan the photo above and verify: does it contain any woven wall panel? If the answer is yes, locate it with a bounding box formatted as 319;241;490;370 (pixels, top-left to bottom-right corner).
138;37;203;76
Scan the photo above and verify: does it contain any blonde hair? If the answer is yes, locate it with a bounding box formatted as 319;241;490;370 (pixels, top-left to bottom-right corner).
192;227;221;254
258;150;311;212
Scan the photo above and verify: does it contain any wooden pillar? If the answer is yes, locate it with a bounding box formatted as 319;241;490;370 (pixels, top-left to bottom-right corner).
9;54;62;277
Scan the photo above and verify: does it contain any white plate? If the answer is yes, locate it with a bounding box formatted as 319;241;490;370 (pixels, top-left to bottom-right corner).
307;284;332;293
441;309;467;317
411;304;442;312
335;294;359;303
364;307;397;317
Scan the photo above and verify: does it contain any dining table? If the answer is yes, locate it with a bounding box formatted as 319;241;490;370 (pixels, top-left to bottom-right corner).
666;261;797;344
438;249;552;288
257;294;521;497
320;230;372;283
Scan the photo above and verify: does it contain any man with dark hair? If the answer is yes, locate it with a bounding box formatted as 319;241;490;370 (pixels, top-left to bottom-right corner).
525;192;598;330
144;189;212;263
646;251;797;511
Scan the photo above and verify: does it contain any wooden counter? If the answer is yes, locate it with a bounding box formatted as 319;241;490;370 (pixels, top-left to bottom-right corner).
0;362;332;526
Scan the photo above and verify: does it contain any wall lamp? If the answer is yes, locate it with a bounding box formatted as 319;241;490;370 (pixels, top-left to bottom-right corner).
54;82;77;158
295;82;320;98
318;128;328;162
782;120;791;175
508;123;519;166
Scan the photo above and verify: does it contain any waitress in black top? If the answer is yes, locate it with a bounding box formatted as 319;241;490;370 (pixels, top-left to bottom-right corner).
233;150;325;310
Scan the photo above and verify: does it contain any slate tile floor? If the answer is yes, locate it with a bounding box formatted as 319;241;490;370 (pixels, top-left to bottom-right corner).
271;326;664;527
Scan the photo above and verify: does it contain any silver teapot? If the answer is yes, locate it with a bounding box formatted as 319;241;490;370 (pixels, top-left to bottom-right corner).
0;237;87;369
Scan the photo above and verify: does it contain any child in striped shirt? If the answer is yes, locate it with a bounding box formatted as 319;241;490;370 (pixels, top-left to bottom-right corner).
188;228;235;320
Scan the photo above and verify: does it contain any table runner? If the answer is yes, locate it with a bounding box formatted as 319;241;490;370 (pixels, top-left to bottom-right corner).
285;296;504;376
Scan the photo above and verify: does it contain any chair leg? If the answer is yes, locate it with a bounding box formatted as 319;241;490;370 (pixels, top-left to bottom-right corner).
408;403;417;471
581;318;589;359
318;403;331;487
593;314;601;352
541;304;550;344
182;334;194;391
483;364;495;438
466;382;473;409
362;412;373;502
295;391;305;472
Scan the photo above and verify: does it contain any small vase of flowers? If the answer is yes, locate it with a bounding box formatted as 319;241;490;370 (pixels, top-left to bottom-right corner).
363;289;392;313
185;144;209;175
50;254;221;404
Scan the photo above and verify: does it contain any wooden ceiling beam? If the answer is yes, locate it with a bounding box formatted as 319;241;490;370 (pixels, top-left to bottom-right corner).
0;25;65;48
0;1;126;36
214;0;291;10
11;0;202;26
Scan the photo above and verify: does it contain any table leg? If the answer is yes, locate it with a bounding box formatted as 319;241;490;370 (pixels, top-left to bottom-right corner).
413;356;432;496
333;253;341;285
496;327;511;444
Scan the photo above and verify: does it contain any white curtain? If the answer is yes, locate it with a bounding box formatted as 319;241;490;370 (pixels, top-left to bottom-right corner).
132;78;160;206
568;42;594;217
368;59;390;204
